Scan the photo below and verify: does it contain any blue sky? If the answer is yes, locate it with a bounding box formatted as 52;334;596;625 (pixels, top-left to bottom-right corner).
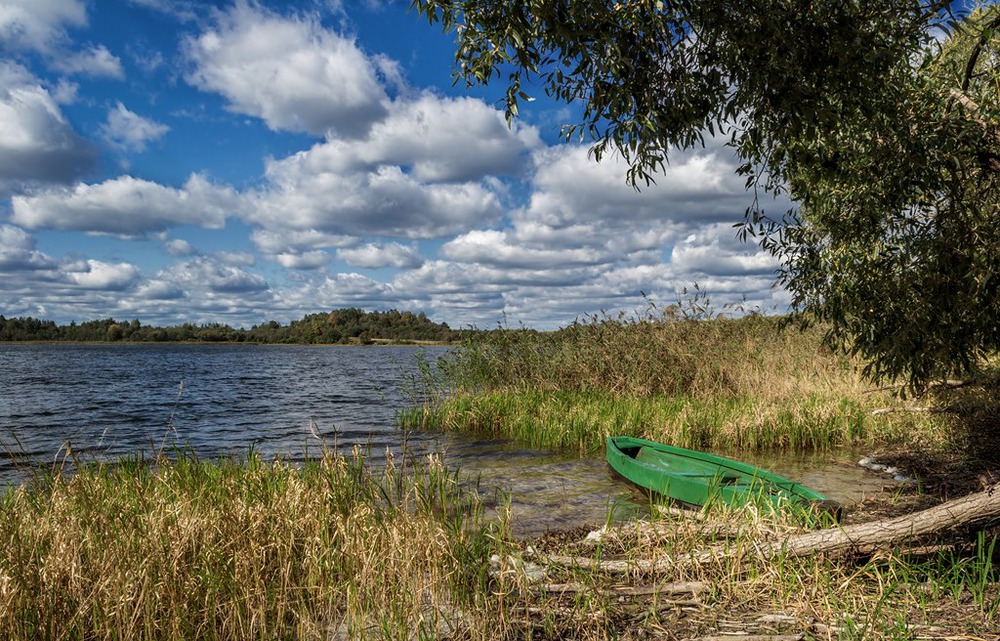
0;0;787;329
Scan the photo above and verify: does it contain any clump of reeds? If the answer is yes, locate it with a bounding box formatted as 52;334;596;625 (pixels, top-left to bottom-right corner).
403;311;952;454
0;449;503;641
441;313;846;400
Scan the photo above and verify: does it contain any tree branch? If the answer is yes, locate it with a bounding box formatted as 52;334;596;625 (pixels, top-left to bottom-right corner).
542;484;1000;574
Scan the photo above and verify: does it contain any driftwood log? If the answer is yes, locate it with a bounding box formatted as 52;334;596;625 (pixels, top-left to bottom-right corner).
544;484;1000;574
758;482;1000;558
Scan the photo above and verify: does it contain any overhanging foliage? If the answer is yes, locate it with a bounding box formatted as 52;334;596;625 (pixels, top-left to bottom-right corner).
414;0;1000;391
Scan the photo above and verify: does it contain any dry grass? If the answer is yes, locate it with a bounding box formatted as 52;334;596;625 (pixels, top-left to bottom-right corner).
0;449;497;641
477;500;1000;640
404;314;953;454
442;314;853;401
1;450;995;640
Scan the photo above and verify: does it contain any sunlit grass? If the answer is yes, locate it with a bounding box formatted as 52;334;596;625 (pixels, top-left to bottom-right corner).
403;314;953;454
399;388;949;454
1;449;994;639
0;450;497;641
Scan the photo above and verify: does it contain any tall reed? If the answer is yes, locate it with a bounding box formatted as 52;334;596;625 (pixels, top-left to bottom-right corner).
404;313;952;454
443;314;849;400
2;451;992;639
0;450;496;640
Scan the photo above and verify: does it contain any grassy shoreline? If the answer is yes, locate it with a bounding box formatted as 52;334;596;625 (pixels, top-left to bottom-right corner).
403;315;958;457
0;450;496;640
398;388;951;455
2;449;996;640
3;315;997;638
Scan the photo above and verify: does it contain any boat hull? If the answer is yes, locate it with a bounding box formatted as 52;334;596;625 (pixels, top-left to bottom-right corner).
607;436;839;517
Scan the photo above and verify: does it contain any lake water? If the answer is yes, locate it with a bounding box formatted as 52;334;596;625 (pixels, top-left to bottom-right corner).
0;343;639;534
0;343;893;535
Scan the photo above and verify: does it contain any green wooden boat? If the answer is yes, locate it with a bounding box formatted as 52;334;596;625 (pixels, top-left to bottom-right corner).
607;436;840;518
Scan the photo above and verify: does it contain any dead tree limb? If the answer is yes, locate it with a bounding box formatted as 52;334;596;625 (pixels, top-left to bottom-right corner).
759;483;1000;557
543;484;1000;574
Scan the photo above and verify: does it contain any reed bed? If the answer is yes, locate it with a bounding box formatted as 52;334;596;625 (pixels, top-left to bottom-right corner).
391;311;998;638
0;450;499;641
1;451;994;639
402;314;952;454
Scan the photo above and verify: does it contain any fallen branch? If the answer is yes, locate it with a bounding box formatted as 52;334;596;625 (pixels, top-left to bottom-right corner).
869;403;994;416
759;483;1000;558
543;484;1000;574
540;580;706;597
870;406;941;415
691;635;804;641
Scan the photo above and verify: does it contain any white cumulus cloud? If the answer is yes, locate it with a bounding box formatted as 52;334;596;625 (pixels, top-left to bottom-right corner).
241;93;533;244
0;224;55;270
100;102;170;152
250;228;355;255
275;250;330;270
280;272;397;311
0;0;87;54
0;62;96;186
441;230;603;269
521;143;747;230
357;94;539;182
51;44;124;79
165;256;269;293
65;259;140;290
183;2;387;137
247;161;503;238
164;238;195;256
12;173;240;236
337;242;424;269
670;224;780;276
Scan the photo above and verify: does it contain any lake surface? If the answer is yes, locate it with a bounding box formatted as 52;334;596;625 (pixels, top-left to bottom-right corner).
0;343;639;534
0;343;894;535
0;343;443;464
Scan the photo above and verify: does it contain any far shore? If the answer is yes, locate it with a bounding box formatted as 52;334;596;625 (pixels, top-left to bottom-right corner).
0;338;454;347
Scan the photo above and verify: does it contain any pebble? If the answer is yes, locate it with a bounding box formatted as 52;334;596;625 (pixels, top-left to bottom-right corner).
858;456;914;483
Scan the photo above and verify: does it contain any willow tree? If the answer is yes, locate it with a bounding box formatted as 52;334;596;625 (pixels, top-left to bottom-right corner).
414;0;1000;391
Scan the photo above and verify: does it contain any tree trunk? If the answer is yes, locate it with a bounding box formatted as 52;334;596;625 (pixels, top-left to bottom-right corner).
544;484;1000;574
761;482;1000;558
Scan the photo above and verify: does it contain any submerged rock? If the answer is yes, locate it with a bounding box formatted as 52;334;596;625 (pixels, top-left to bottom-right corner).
859;456;913;483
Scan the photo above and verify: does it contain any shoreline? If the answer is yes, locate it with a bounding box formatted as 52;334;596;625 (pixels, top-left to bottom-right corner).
0;338;455;347
2;448;996;639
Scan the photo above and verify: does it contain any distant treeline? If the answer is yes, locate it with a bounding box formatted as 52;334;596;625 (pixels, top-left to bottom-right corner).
0;309;464;344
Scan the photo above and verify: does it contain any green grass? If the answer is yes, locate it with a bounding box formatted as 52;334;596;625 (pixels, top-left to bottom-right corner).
406;314;953;454
399;388;948;454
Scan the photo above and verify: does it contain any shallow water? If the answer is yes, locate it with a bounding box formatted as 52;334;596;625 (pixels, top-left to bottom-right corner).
438;441;643;537
0;343;898;535
742;449;900;506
